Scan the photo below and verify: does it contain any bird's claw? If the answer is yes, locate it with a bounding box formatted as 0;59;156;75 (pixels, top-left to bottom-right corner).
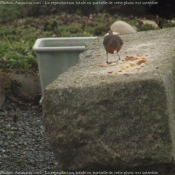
106;61;111;64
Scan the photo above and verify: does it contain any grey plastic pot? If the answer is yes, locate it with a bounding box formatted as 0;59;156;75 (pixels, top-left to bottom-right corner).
33;37;97;97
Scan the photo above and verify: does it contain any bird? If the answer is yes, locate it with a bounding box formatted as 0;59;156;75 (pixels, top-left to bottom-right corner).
103;30;123;64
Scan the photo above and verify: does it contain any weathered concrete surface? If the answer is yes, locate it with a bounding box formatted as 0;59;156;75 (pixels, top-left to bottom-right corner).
42;28;175;172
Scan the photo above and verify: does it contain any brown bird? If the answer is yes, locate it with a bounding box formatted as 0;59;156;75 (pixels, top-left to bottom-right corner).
103;30;123;63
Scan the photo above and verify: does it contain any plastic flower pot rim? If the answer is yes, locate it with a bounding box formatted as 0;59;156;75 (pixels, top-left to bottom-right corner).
33;37;97;51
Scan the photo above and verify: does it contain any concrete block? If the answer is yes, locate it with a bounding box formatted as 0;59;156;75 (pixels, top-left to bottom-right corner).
42;28;175;172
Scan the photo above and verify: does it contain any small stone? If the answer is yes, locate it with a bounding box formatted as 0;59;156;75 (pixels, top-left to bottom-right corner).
129;61;135;66
140;63;145;67
121;64;127;70
118;60;123;64
110;63;117;66
125;64;130;68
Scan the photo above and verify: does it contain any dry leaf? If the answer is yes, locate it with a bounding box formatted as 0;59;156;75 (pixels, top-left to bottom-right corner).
125;56;130;61
137;58;147;65
98;64;104;67
131;57;138;61
108;70;113;73
125;56;137;61
98;63;107;67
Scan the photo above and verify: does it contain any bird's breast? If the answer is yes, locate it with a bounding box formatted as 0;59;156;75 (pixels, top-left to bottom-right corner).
105;45;115;54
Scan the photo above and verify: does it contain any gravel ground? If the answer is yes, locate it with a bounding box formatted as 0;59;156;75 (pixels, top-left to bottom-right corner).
1;99;175;175
0;98;60;174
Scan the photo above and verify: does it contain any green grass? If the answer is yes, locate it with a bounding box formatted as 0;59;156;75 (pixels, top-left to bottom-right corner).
10;160;23;166
0;13;174;71
5;131;14;137
138;24;155;31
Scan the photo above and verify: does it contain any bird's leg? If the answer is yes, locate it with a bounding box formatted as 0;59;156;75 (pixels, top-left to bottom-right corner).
106;52;109;64
117;52;121;61
106;53;112;64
